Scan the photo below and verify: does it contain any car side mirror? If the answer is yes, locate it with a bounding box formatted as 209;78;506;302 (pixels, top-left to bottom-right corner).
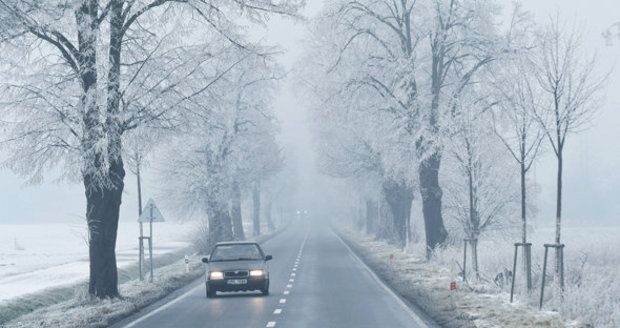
265;255;273;261
201;257;209;263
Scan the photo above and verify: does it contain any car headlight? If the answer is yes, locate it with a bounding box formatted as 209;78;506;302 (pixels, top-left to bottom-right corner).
249;269;264;277
209;271;224;280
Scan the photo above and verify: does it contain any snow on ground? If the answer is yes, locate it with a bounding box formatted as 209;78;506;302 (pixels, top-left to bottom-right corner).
0;221;194;302
4;254;205;328
421;225;620;328
339;226;609;328
2;228;282;328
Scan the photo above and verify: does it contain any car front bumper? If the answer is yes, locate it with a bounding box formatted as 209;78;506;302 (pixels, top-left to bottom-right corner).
208;277;269;292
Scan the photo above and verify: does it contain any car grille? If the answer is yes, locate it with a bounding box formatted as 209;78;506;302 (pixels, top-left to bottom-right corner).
224;270;249;278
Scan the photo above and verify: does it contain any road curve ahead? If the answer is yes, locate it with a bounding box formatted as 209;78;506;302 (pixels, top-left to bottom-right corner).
112;222;437;328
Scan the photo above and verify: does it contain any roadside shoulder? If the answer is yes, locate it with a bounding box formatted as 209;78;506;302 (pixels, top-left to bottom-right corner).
334;227;576;328
2;226;288;328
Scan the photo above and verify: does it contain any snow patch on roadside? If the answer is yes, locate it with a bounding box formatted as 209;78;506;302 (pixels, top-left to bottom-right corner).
339;228;582;328
0;226;286;328
2;256;204;328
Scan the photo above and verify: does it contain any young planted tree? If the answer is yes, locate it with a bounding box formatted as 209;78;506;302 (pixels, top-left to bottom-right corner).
533;17;606;280
0;0;302;298
445;89;518;279
489;7;544;290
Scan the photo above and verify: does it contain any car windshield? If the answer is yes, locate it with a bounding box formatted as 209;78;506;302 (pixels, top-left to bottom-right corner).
210;244;263;261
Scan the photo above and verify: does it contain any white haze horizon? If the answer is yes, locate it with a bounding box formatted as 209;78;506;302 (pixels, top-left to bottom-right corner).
0;0;618;228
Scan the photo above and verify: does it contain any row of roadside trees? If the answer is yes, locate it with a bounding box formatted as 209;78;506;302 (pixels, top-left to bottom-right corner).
0;0;303;299
299;0;606;296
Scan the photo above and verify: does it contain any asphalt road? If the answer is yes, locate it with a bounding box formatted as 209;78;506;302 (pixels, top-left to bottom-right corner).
112;222;437;328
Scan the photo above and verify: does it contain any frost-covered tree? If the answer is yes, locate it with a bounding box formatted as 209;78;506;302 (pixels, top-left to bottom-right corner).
444;86;518;278
301;0;501;256
227;63;284;238
0;0;302;298
162;50;282;248
489;5;543;290
300;34;416;248
532;16;606;278
247;134;284;236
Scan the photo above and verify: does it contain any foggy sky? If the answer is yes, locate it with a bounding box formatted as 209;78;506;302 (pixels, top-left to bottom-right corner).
0;0;617;226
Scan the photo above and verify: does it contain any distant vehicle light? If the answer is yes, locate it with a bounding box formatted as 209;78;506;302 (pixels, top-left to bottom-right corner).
210;271;224;280
249;269;264;277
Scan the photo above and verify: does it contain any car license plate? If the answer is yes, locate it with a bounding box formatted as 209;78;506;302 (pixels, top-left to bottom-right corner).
227;279;247;285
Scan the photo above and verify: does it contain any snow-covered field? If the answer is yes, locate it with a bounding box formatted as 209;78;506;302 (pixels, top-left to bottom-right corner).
1;227;283;328
0;221;194;302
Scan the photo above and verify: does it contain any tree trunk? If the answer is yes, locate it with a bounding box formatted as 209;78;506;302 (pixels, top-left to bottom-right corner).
252;181;261;237
365;199;377;235
382;179;414;249
231;181;245;240
471;238;479;279
76;0;119;299
419;152;448;258
207;197;234;245
375;196;394;241
520;161;532;290
519;161;527;243
84;157;125;298
266;201;275;231
555;152;563;276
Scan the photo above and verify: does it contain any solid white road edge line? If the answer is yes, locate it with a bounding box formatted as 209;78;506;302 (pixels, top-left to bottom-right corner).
122;284;202;328
332;230;431;328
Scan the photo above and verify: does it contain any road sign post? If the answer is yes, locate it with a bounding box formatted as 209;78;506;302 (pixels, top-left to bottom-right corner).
138;198;165;283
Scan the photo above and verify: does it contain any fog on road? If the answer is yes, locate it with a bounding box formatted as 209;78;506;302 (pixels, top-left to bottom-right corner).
112;223;436;328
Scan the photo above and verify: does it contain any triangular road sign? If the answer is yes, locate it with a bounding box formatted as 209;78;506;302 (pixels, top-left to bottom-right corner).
138;198;165;223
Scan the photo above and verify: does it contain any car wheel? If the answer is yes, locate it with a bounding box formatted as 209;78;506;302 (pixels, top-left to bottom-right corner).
261;281;270;296
206;283;216;298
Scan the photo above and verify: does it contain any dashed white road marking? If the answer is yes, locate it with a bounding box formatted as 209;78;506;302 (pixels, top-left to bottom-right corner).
264;233;307;328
